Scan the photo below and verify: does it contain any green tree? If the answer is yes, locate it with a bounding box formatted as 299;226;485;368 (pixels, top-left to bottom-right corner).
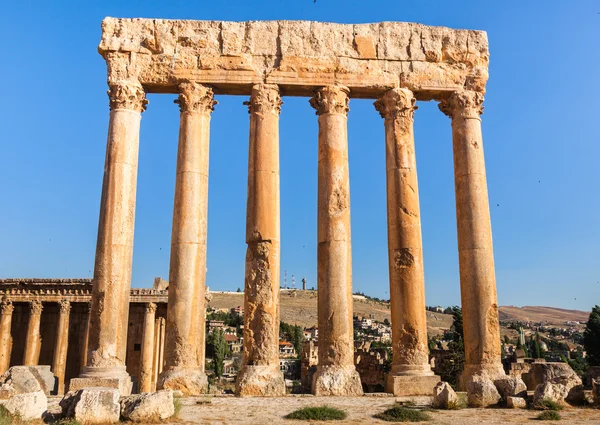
584;305;600;366
207;329;228;378
292;325;304;358
438;306;464;388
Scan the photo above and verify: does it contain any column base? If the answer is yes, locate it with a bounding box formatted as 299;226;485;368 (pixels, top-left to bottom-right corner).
236;365;285;397
460;364;506;407
157;368;207;396
69;366;132;396
312;365;363;396
386;374;440;396
459;363;506;390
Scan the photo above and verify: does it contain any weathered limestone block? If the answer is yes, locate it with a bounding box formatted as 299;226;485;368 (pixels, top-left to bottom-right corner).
98;18;489;97
506;396;527;409
433;381;458;409
533;373;584;405
120;390;174;422
311;366;363;397
0;366;43;398
592;378;600;405
236;366;285;397
0;390;47;421
522;362;578;390
533;381;569;405
466;375;501;407
494;376;527;401
60;388;120;425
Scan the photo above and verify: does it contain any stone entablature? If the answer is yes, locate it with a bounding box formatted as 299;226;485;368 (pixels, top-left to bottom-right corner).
0;279;168;303
99;18;488;99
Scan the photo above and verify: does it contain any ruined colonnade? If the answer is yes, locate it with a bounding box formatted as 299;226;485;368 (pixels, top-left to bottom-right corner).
59;18;505;397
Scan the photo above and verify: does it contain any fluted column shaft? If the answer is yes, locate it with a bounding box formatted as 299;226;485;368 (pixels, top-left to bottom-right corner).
439;90;503;380
375;89;432;377
310;86;362;396
24;301;43;365
0;301;14;374
53;300;71;395
73;81;146;395
236;84;285;397
139;302;156;393
159;82;215;395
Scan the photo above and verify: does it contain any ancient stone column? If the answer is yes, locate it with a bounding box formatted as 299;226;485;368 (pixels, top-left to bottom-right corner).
309;85;362;396
23;300;43;366
158;82;215;395
139;302;156;393
80;301;91;373
0;301;14;374
236;84;285;397
52;300;71;395
374;88;439;396
70;80;147;396
439;90;504;386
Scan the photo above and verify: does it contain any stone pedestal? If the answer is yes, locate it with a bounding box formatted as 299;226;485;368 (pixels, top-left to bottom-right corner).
236;84;285;397
0;301;14;374
24;301;43;366
139;303;156;393
70;366;133;396
72;80;147;396
375;89;439;396
52;300;71;395
440;90;505;392
309;86;362;396
159;82;215;395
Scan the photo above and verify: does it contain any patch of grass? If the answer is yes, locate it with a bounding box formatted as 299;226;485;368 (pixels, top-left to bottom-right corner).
0;406;12;425
54;419;82;425
375;405;431;422
285;406;346;421
173;396;183;417
445;400;465;410
536;411;562;421
533;399;564;411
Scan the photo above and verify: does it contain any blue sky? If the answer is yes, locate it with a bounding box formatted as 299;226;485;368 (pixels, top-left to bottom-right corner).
1;1;599;311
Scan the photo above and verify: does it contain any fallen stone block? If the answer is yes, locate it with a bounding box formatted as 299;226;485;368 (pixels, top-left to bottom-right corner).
494;376;527;401
432;381;458;409
593;378;600;405
0;366;43;398
506;396;526;409
533;381;569;405
466;375;501;407
0;389;47;421
60;387;120;424
120;390;175;422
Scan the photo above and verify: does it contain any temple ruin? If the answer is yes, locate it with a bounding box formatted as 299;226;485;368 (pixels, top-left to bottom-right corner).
0;18;504;399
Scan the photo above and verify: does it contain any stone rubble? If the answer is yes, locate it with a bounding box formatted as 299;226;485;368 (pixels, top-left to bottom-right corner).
506;396;527;409
433;381;458;408
60;387;120;424
120;389;175;422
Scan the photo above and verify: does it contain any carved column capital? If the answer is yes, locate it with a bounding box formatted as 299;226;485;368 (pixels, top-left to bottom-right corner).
439;90;484;120
145;302;157;314
175;82;217;113
108;81;148;112
29;300;43;315
374;88;417;121
0;301;13;315
244;84;282;115
58;300;71;314
309;85;350;116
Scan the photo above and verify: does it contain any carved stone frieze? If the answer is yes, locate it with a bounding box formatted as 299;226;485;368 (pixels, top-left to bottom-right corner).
0;301;13;315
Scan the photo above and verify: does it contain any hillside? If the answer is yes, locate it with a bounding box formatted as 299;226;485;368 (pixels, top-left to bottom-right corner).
207;290;589;336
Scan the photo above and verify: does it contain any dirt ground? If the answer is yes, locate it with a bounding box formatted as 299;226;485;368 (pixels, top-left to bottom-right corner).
171;395;600;425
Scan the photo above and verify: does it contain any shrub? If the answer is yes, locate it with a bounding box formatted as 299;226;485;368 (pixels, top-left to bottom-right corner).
536;411;561;421
173;396;183;417
285;406;346;420
533;399;564;411
375;405;431;422
55;420;82;425
0;406;12;425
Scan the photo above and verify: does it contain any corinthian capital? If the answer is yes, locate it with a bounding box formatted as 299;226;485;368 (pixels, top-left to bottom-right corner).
244;84;282;115
175;82;217;113
108;81;148;112
374;88;417;121
29;300;43;315
58;300;71;314
0;301;13;315
145;302;157;314
309;85;350;116
439;90;484;119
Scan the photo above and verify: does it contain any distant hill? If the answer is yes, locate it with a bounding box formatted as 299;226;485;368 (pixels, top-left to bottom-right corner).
498;306;589;325
208;290;589;336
